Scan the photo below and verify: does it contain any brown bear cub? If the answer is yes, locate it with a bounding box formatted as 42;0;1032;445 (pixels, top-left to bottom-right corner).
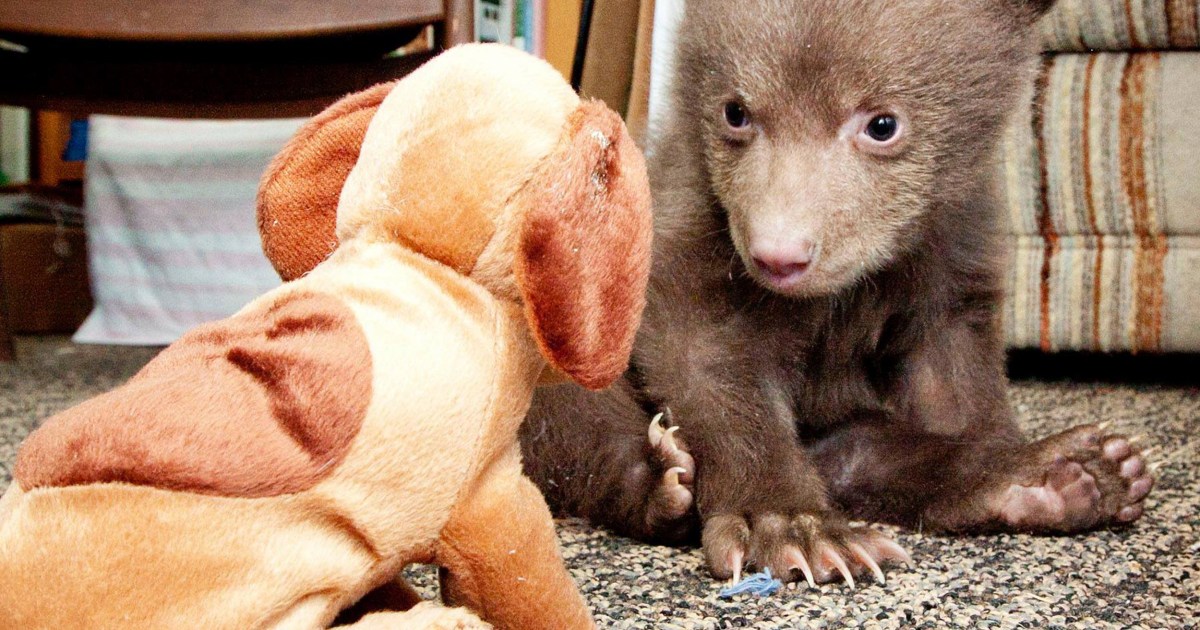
520;0;1155;585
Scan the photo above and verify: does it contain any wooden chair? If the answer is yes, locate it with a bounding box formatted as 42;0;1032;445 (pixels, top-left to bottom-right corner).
0;0;474;118
0;0;473;359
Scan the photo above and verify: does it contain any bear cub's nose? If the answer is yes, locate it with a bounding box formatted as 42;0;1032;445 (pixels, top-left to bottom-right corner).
751;241;814;286
754;255;809;282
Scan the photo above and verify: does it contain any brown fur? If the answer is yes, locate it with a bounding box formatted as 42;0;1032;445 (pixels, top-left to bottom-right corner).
521;0;1154;583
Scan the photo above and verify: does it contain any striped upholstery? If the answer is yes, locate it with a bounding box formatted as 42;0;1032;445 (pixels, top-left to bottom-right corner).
1000;51;1200;351
1040;0;1200;51
1005;235;1199;351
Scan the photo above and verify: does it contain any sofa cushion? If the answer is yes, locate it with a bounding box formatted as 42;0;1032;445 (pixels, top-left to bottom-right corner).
1040;0;1199;51
1005;234;1199;351
1000;52;1200;238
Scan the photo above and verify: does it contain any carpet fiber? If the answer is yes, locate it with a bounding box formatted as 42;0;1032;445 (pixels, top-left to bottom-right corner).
1;337;1196;628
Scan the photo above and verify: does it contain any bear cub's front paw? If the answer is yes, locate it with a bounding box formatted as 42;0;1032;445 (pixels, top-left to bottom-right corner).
702;511;910;588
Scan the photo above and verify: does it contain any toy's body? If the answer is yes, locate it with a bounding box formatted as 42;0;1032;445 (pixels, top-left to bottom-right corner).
0;44;652;630
3;242;560;628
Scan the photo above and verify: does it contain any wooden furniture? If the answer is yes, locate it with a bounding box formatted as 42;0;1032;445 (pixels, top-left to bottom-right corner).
0;1;473;359
571;0;655;145
0;223;92;357
545;0;583;81
0;187;91;362
0;0;474;118
34;112;85;186
0;273;8;360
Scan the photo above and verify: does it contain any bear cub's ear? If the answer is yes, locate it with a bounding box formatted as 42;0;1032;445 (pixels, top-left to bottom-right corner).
1014;0;1057;19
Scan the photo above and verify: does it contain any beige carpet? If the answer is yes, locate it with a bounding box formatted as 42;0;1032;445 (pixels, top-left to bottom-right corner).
2;337;1196;628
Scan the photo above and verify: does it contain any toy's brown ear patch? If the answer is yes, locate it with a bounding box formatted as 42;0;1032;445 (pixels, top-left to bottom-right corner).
257;82;396;281
14;292;371;497
515;100;653;390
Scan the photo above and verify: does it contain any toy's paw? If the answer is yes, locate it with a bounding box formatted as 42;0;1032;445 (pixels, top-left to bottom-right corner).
350;604;493;629
702;511;910;588
994;424;1155;532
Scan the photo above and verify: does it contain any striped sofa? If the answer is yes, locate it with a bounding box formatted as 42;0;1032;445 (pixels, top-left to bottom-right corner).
1001;0;1200;352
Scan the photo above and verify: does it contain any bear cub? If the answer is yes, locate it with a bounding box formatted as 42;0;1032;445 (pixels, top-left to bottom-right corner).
520;0;1154;585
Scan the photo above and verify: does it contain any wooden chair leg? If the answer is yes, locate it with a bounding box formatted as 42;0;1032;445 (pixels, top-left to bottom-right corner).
0;270;12;361
439;0;475;48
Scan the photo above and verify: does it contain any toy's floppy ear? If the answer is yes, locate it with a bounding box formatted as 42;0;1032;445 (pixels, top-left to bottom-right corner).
257;81;397;281
515;100;653;391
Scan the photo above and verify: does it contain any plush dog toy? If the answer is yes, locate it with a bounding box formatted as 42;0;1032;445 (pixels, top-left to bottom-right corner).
0;44;652;629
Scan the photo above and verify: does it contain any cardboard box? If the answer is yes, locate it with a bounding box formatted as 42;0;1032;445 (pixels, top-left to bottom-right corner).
0;222;93;335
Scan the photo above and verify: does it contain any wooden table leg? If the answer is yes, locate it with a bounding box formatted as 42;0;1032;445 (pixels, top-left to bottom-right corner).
0;286;13;361
439;0;474;48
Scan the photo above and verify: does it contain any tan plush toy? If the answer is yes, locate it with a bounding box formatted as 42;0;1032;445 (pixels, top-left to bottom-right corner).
0;44;652;629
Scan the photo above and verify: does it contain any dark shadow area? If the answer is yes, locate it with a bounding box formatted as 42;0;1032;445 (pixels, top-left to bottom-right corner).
1007;349;1200;386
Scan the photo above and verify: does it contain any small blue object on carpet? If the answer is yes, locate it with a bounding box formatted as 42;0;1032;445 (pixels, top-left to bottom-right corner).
717;568;784;599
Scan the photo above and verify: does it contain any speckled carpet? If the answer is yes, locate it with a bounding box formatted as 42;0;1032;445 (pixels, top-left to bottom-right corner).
2;337;1196;629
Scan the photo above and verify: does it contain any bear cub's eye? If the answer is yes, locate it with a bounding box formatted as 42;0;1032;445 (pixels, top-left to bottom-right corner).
851;111;906;154
724;101;751;129
865;115;898;142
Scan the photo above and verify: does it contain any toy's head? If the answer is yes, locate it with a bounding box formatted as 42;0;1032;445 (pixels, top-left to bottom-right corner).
258;44;653;390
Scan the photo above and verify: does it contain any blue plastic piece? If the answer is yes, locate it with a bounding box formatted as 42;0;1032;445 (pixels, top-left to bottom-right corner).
62;120;89;162
717;567;784;599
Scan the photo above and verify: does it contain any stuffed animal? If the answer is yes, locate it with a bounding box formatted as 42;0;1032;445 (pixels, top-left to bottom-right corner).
0;43;652;629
